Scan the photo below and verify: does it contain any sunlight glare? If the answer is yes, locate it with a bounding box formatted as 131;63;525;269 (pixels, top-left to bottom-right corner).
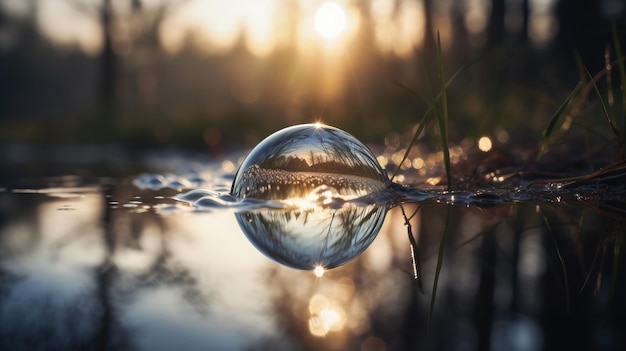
282;186;338;211
371;0;424;57
308;294;346;336
314;265;325;277
314;2;346;39
313;121;325;129
160;0;278;56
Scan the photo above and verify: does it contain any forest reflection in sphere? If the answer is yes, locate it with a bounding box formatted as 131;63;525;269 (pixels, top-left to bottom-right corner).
231;124;389;270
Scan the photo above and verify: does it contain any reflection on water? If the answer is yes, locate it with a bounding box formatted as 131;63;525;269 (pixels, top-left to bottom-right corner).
1;179;624;350
1;147;626;350
0;181;275;351
235;202;386;270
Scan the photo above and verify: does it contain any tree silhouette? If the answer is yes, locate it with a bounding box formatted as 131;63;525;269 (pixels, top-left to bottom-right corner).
99;0;116;112
487;0;505;47
556;0;608;72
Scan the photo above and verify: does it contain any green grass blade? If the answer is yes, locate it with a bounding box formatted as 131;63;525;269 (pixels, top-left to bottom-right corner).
390;108;432;182
428;206;450;330
540;208;571;312
392;55;480;182
436;32;452;190
579;243;602;294
579;219;609;293
400;205;424;293
393;45;440;184
539;82;583;159
570;119;616;146
604;46;616;125
554;235;571;314
607;229;622;317
390;55;437;182
586;67;621;144
611;23;626;140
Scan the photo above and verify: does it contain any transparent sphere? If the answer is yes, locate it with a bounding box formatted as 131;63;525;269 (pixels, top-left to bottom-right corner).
231;123;388;199
231;123;389;270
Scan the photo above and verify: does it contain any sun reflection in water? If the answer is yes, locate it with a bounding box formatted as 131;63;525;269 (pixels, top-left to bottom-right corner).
280;185;337;211
308;294;346;337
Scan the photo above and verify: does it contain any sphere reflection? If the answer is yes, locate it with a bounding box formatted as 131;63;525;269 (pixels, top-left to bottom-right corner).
231;123;389;270
235;202;386;270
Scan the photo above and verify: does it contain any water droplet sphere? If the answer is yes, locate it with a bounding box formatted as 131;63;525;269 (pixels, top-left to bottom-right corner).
231;123;389;270
231;124;388;199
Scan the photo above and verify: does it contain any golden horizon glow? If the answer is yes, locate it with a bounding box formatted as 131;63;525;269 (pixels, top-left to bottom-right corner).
314;2;347;40
27;0;563;59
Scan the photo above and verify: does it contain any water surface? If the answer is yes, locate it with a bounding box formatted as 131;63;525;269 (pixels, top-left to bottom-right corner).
1;147;625;351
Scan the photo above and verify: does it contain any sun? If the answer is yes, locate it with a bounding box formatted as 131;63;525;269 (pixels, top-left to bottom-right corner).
314;2;346;39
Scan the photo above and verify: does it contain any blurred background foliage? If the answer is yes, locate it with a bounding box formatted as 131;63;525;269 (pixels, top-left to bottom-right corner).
0;0;624;152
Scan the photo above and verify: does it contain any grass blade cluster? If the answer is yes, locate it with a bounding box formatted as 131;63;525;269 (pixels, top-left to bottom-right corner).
540;208;571;312
539;33;626;160
611;23;626;143
391;33;478;189
539;83;582;159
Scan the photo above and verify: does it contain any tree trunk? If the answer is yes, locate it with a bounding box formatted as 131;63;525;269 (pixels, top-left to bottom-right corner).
99;0;117;112
487;0;505;47
556;0;605;72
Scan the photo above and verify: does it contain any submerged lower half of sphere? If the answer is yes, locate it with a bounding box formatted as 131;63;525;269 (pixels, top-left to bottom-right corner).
235;203;387;270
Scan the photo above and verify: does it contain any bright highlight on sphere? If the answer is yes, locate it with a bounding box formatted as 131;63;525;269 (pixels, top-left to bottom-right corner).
314;266;325;278
314;2;346;39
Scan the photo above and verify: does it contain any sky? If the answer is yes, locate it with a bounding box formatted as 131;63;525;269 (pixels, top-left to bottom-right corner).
3;0;621;58
0;0;435;57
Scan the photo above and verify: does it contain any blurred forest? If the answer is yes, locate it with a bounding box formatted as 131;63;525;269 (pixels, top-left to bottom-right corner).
0;0;624;151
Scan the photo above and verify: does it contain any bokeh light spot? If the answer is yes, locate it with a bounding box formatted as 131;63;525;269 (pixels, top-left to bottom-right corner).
478;136;492;152
314;2;346;39
308;294;346;337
